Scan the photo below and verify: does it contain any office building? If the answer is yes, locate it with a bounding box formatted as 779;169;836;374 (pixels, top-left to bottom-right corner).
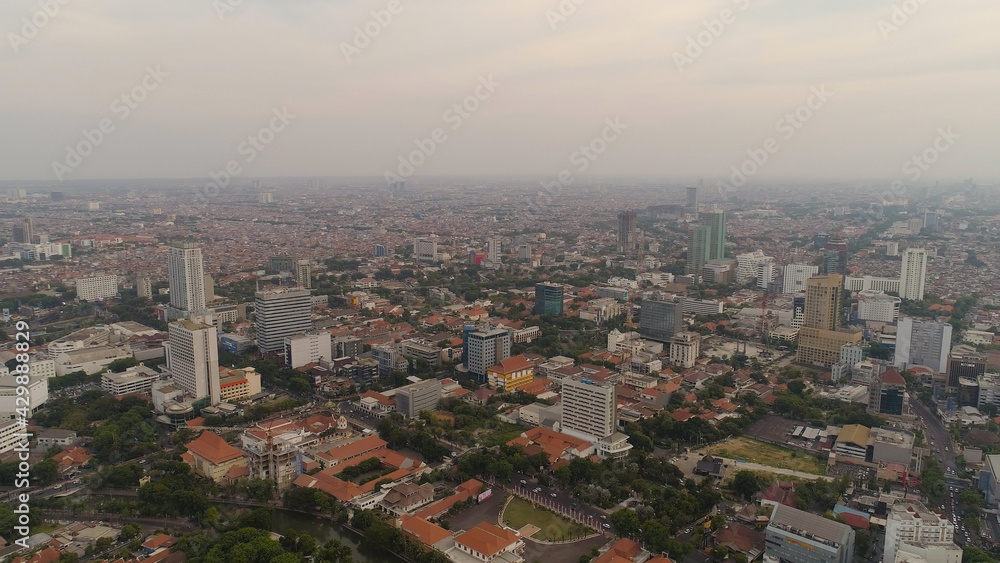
735;250;772;284
978;373;1000;411
791;295;806;329
395;379;442;418
374;244;388;257
686;225;711;280
0;376;48;418
617;210;637;253
857;290;901;323
845;276;901;294
258;191;274;204
466;328;511;382
77;274;118;302
841;343;864;367
561;377;616;441
295;260;312;289
136;275;153;299
703;210;726;260
797;328;863;368
670;331;700;369
11;217;33;244
895;317;952;374
254;287;312;354
518;244;532;260
946;345;987;388
765;504;855;563
639;299;684;342
686;185;698;210
757;261;775;289
334;336;363;359
803;274;843;330
414;237;438;262
270;255;295;273
869;368;908;416
534;282;564;316
885;241;899;256
372;343;404;375
783;264;819;295
486;236;502;264
167;243;207;313
702;260;734;285
900;248;927;301
824;239;849;276
884;502;958;563
166;317;221;404
101;365;160;396
923;211;938;229
284;332;333;368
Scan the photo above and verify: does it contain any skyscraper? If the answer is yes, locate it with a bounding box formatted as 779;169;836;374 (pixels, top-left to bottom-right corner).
166;317;221;404
895;317;952;374
782;264;819;294
561;377;616;440
702;210;726;260
486;237;502;264
900;248;927;301
466;328;511;382
686;185;698;211
136;274;153;300
295;260;312;289
254;287;312;354
617;210;637;253
687;225;710;280
534;282;564;316
639;299;684;342
167;243;206;313
11;217;33;244
803;274;843;331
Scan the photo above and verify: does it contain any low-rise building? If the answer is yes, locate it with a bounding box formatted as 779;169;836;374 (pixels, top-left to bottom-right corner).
218;366;262;403
183;430;247;482
765;504;855;563
54;346;132;376
450;522;524;563
101;365;160;396
487;355;534;392
884;502;958;563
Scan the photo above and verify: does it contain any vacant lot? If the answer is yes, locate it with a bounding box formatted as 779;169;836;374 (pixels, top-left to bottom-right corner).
502;498;590;542
700;437;826;475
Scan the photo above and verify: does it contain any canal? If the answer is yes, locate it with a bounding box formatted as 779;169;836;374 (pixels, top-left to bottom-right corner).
253;507;400;563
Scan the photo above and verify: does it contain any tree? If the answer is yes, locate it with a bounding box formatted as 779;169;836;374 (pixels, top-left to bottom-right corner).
107;357;139;373
610;508;641;538
731;470;763;501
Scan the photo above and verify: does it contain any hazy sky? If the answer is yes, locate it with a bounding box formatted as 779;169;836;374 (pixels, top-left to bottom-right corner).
2;0;998;185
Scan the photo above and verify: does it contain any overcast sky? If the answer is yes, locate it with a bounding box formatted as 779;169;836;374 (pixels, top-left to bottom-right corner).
2;0;998;185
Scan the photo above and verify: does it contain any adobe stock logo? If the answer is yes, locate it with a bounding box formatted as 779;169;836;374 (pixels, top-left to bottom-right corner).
673;0;751;72
8;0;72;54
878;0;931;40
341;0;404;64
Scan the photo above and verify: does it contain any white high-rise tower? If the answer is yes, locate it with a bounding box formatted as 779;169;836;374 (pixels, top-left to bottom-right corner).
900;248;927;301
167;243;206;312
166;316;220;404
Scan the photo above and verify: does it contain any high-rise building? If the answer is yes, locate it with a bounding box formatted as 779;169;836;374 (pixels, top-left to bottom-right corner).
895;317;952;374
465;328;511;382
923;211;938;229
804;274;843;331
885;241;899;256
258;192;274;204
295;260;312;289
884;502;958;563
76;274;118;302
254;288;312;354
814;233;830;250
167;243;207;313
669;332;700;369
136;275;153;300
414;237;438;262
824;239;849;275
203;274;215;303
869;368;908;415
269;255;295;273
765;504;855;563
946;345;987;388
686;185;698;211
395;379;442;418
486;237;502;264
856;290;901;323
11;217;33;244
756;261;775;290
900;248;927;301
703;210;726;260
166;317;221;404
639;299;684;342
561;377;616;441
284;332;332;368
617;210;637;254
782;264;819;295
687;225;711;280
534;283;564;316
374;244;388;257
791;295;806;329
735;250;771;284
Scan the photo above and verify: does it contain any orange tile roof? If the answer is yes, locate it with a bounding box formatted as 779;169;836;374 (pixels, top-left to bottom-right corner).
315;436;387;465
400;515;452;547
489;355;534;374
185;431;244;465
455;523;520;557
508;427;590;463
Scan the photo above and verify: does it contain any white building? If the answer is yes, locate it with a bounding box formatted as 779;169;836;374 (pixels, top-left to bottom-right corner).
165;317;220;404
977;373;1000;412
782;264;819;294
857;290;902;323
254;287;312;354
27;358;56;379
414;237;438;262
884;502;957;563
885;242;899;257
102;365;160;396
841;343;865;367
681;298;724;316
756;261;775;289
466;328;511;381
845;276;901;293
900;248;928;301
167;243;206;313
0;419;25;454
0;376;48;418
284;332;333;369
77;274;118;301
896;317;952;373
735;250;773;284
561;377;616;441
54;346;131;376
670;331;700;369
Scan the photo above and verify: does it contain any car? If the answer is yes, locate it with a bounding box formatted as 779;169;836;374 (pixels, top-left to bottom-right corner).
600;515;607;520
550;493;557;498
533;487;542;493
684;528;692;534
603;523;611;529
520;480;527;485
